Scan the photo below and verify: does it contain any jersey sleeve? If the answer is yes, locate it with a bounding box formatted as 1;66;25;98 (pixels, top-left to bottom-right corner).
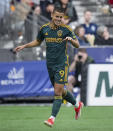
64;25;77;40
36;28;44;41
68;29;77;40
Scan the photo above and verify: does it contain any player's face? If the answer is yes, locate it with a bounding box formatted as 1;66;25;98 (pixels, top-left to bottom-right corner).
51;11;64;26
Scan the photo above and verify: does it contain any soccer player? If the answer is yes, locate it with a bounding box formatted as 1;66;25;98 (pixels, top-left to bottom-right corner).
14;7;83;128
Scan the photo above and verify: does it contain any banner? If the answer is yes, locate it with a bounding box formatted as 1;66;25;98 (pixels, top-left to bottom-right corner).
86;47;113;63
0;61;54;97
75;46;113;63
87;64;113;106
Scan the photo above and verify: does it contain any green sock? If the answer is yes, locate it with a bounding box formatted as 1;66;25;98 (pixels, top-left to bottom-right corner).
51;96;62;117
63;91;76;105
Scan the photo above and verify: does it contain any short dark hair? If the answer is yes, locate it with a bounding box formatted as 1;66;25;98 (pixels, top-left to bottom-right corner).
53;7;65;14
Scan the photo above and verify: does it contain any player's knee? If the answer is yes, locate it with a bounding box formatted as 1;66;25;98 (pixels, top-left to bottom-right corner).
54;90;62;96
54;83;64;94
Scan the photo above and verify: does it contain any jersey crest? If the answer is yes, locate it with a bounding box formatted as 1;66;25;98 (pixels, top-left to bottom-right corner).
57;30;63;37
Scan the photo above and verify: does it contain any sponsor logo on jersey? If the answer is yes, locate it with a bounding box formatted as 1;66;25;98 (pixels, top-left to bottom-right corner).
45;38;62;43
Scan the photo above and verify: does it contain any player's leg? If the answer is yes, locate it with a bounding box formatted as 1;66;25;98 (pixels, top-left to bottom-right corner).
44;83;64;127
51;83;64;117
62;88;78;107
47;67;63;117
62;65;77;106
62;65;83;120
62;89;83;120
44;66;64;127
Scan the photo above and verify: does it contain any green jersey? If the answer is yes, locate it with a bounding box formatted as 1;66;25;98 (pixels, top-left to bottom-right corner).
37;23;77;67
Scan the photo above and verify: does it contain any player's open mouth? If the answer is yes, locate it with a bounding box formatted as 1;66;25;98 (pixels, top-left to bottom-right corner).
56;21;61;25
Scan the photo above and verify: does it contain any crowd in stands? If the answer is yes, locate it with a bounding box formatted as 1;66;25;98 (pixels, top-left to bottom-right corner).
94;25;113;46
74;25;90;46
6;0;112;47
100;0;113;14
0;0;113;48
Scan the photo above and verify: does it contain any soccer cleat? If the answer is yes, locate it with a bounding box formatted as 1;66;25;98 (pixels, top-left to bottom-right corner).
44;118;54;127
74;102;84;120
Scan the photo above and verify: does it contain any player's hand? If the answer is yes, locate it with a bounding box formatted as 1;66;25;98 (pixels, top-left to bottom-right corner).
13;45;25;53
63;37;73;41
63;37;73;42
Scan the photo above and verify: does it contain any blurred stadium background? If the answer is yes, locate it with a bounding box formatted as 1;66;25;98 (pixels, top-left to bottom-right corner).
0;0;113;105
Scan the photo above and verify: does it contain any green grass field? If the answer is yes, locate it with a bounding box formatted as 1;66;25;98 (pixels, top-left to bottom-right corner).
0;105;113;131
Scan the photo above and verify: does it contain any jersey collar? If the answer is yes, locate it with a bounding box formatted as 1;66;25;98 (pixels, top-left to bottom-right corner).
49;22;60;30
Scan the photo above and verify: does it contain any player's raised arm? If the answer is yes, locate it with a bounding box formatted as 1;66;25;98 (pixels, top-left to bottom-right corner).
63;37;80;48
14;39;41;52
71;38;80;48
